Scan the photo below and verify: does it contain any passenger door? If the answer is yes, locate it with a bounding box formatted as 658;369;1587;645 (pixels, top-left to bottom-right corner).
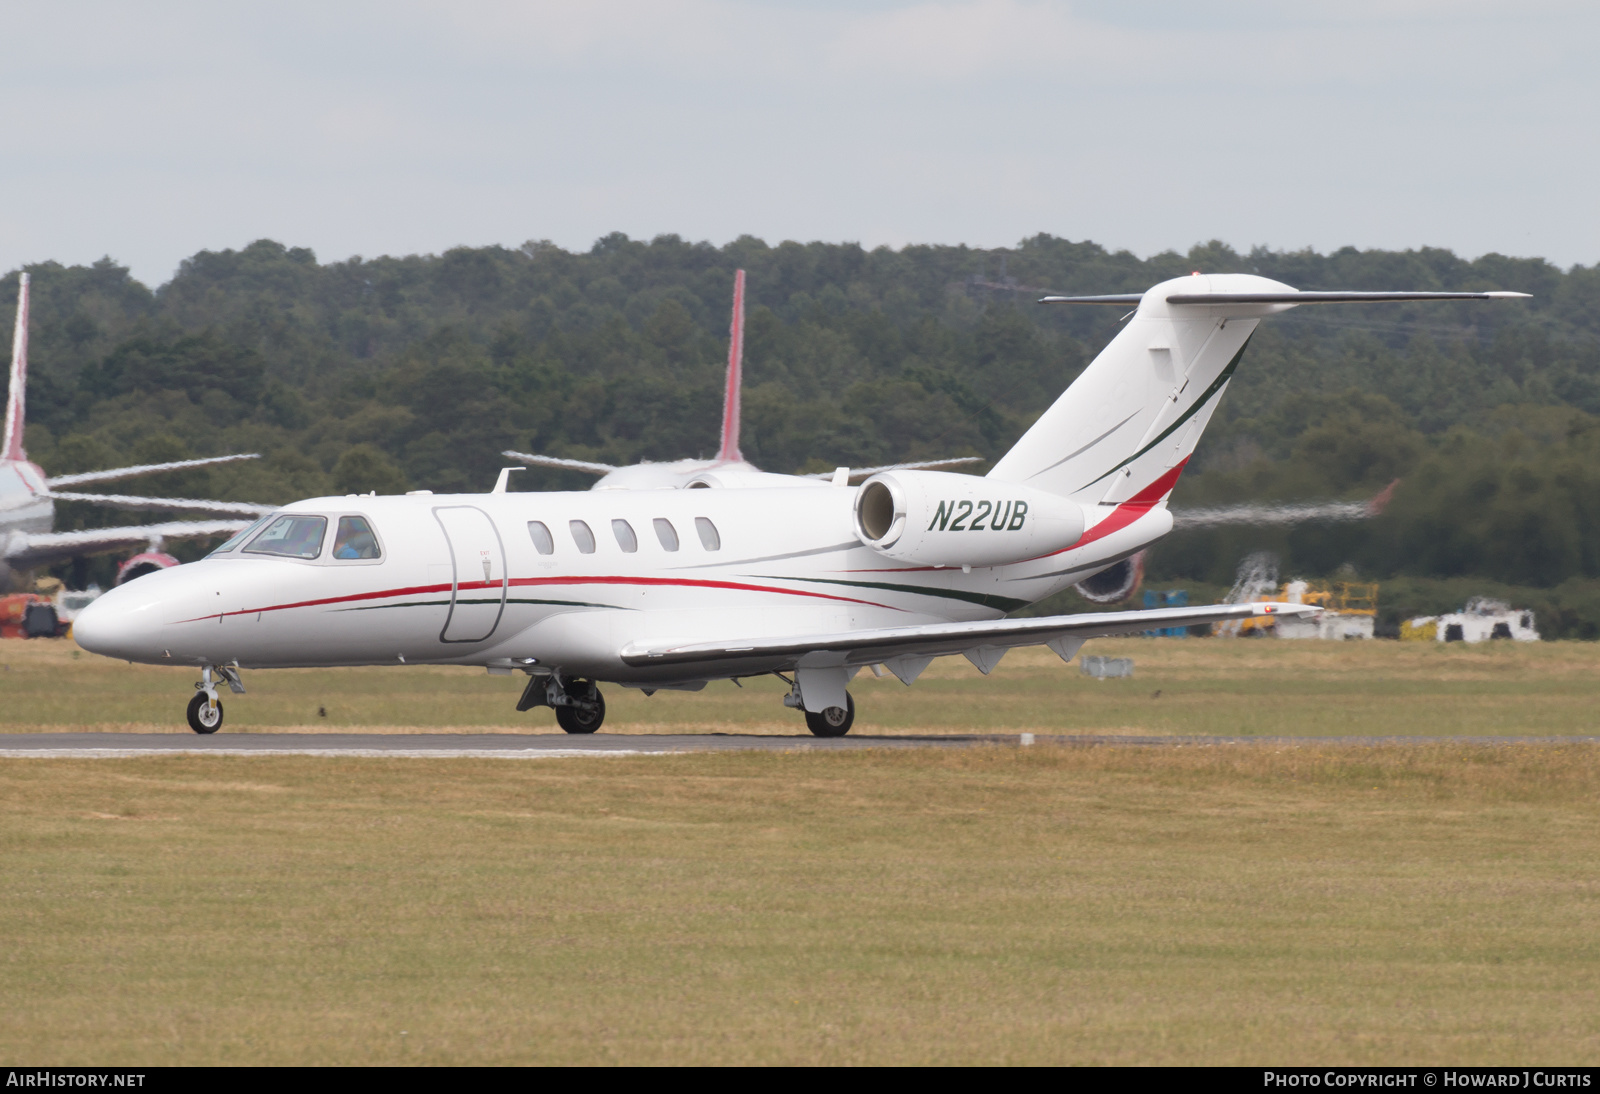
434;506;507;642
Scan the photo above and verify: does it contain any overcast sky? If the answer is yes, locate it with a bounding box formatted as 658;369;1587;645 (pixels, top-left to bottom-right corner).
2;1;1595;287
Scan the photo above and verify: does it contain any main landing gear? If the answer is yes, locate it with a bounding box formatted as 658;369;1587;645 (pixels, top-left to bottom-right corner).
186;665;246;734
804;694;855;738
780;673;857;737
518;674;607;734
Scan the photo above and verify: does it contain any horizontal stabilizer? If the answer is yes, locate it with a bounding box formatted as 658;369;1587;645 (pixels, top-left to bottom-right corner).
46;453;261;489
1163;291;1531;305
1040;290;1531;306
620;601;1316;673
1037;294;1144;305
46;491;275;517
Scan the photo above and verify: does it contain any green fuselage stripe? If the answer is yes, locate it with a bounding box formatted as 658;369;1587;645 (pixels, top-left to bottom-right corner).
771;576;1029;613
335;597;619;613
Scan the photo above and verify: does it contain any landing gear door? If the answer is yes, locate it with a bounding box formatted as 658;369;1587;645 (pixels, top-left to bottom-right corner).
434;506;507;643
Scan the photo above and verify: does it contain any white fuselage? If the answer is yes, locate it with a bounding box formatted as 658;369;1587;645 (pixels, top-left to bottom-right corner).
1;459;53;580
0;459;53;535
73;483;1168;684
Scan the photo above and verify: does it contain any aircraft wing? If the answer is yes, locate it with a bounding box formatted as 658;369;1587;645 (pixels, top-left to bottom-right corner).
3;520;249;569
620;601;1316;681
46;491;274;517
1172;501;1371;528
44;453;261;488
502;451;619;475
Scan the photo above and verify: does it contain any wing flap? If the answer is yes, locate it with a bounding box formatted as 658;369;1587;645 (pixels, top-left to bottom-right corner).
620;602;1316;672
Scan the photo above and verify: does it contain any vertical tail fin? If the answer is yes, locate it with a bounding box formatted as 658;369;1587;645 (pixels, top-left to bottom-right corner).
3;272;28;463
717;269;745;463
989;275;1526;508
988;274;1267;506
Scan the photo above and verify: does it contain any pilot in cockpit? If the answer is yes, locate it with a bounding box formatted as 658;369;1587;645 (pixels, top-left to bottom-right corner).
333;516;381;560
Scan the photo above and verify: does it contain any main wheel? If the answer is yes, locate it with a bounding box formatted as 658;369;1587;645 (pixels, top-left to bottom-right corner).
186;692;224;734
804;693;855;738
555;685;605;734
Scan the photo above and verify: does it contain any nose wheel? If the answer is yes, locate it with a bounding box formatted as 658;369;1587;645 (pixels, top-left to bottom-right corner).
554;682;606;734
186;665;243;734
187;692;224;734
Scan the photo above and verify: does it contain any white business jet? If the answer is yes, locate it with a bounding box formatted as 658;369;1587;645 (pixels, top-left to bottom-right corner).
71;274;1525;735
1;273;272;590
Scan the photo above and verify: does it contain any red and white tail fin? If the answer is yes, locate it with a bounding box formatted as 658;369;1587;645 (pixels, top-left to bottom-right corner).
3;272;28;463
717;269;745;463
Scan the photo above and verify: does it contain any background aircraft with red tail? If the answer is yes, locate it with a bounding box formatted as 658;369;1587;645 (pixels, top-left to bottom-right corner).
1;273;271;592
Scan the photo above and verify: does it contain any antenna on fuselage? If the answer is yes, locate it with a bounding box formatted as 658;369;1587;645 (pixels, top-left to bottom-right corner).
3;272;29;463
717;269;745;463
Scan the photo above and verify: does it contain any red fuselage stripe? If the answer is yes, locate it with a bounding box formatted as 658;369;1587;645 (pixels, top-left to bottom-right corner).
1034;457;1190;560
178;574;896;623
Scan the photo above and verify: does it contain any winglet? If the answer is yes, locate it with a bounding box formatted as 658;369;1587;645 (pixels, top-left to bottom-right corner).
718;269;745;463
3;272;29;463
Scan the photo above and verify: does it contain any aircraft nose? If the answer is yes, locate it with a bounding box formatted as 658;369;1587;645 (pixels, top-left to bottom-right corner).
72;582;169;662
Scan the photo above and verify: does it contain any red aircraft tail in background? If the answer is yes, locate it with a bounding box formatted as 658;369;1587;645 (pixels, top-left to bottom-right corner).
717;269;745;463
3;272;29;463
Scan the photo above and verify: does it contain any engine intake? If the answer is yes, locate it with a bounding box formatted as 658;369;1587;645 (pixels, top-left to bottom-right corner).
852;470;1086;568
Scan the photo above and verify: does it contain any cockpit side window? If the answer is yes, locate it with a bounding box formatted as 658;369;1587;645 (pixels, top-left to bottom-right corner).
244;514;328;560
332;516;382;560
208;515;273;557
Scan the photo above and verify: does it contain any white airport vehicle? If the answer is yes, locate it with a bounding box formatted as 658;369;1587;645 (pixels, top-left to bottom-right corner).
72;274;1526;735
1;273;272;589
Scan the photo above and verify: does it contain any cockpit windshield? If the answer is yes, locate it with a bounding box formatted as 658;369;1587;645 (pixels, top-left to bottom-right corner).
332;516;381;560
243;514;328;559
208;515;273;557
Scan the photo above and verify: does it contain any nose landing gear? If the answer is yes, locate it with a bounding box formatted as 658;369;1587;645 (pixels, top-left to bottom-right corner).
517;673;607;734
186;665;246;734
186;691;223;734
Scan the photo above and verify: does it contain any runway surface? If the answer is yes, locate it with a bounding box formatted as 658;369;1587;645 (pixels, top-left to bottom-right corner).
1;732;1597;758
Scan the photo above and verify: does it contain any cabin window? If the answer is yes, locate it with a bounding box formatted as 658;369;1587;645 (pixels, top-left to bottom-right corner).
569;519;596;554
332;516;382;559
527;521;555;555
694;516;721;551
244;514;328;560
208;515;272;556
653;518;679;552
612;519;638;553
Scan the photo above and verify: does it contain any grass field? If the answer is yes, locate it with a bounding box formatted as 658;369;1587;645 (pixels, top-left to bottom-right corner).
2;746;1598;1065
4;635;1600;737
3;637;1599;1064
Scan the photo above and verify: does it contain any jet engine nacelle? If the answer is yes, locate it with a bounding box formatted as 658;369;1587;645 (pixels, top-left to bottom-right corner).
116;551;181;586
1074;550;1146;604
853;470;1086;568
